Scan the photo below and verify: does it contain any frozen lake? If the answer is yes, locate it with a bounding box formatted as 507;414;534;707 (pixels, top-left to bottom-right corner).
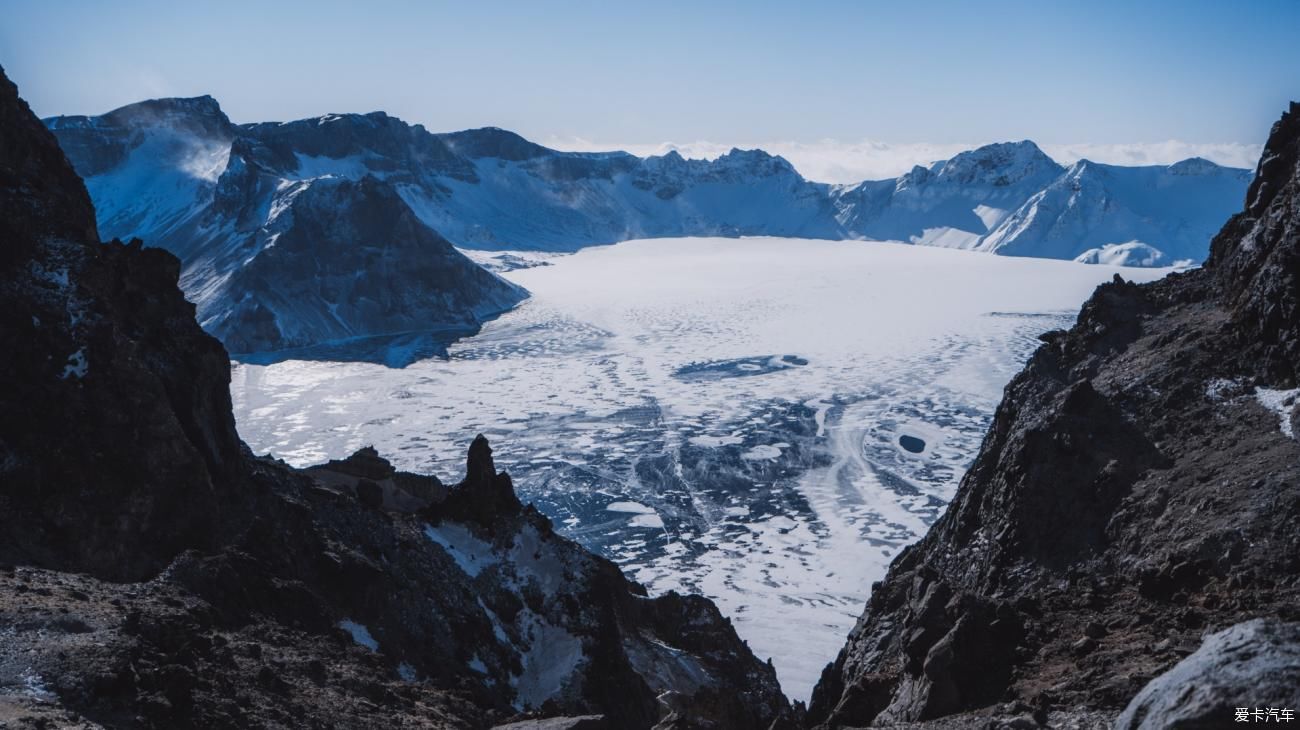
230;236;1172;700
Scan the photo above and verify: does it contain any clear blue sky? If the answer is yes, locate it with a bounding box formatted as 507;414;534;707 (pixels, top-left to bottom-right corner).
2;0;1297;147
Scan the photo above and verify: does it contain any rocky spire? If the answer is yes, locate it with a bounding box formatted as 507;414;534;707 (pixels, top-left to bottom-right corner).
433;435;522;526
465;433;497;484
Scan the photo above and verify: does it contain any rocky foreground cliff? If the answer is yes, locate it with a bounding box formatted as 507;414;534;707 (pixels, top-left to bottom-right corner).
0;67;791;729
808;105;1300;727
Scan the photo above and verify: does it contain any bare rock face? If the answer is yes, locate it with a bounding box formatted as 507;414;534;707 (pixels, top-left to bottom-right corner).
1115;619;1300;730
1208;102;1300;382
203;173;527;362
0;66;243;581
0;66;791;729
439;434;524;525
808;104;1300;726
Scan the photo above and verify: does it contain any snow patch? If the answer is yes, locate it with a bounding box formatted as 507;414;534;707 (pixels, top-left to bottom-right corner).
606;501;656;514
59;348;88;380
507;524;568;596
1255;388;1299;439
338;619;378;651
1205;378;1248;401
1073;241;1168;268
740;444;783;460
513;618;584;710
629;513;666;529
18;668;54;701
424;522;499;577
608;501;665;529
688;434;743;448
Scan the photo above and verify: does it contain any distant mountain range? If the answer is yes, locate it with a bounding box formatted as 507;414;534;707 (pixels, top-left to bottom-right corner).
45;96;1252;360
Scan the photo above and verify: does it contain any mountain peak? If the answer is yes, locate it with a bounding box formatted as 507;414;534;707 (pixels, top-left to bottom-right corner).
1167;156;1223;175
937;139;1062;186
714;147;799;177
44;93;234;146
440;126;551;161
107;94;229;127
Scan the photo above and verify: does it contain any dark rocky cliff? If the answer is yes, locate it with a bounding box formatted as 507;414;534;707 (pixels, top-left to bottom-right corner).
0;67;790;729
808;104;1300;727
0;69;243;582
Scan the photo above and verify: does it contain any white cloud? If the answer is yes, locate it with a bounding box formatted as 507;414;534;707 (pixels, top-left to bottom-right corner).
542;136;1262;184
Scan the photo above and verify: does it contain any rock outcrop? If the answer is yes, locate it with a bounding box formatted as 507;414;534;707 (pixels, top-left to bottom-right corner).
807;103;1300;727
1115;619;1300;729
0;68;243;582
0;66;791;729
202;173;525;361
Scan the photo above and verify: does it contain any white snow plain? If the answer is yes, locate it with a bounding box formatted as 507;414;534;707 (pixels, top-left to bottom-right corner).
230;236;1173;701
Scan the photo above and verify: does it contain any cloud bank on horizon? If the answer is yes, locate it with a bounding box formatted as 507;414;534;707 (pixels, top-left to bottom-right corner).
544;137;1264;185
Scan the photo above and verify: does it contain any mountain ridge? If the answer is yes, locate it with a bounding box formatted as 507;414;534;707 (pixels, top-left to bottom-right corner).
47;94;1251;260
44;95;1251;363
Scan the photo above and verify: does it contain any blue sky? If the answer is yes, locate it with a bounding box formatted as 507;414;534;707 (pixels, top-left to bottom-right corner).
3;0;1298;179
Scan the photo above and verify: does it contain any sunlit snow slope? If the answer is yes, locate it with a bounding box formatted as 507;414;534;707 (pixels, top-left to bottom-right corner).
230;237;1173;700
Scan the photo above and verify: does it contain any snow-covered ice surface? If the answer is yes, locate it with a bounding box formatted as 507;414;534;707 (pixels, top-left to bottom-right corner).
231;237;1173;700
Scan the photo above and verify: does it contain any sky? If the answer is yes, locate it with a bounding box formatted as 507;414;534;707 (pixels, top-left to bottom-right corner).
3;0;1297;182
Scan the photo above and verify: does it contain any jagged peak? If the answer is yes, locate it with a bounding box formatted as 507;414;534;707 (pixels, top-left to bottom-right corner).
715;146;798;174
1210;102;1300;258
719;146;772;160
937;139;1063;186
1245;102;1300;216
895;164;935;191
1203;101;1300;381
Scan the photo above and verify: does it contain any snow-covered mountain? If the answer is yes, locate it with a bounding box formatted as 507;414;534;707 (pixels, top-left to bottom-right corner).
45;96;1251;359
47;99;527;364
48;96;1251;265
831;142;1251;264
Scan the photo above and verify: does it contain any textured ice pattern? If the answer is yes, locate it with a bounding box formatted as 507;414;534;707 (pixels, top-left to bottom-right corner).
231;237;1172;700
